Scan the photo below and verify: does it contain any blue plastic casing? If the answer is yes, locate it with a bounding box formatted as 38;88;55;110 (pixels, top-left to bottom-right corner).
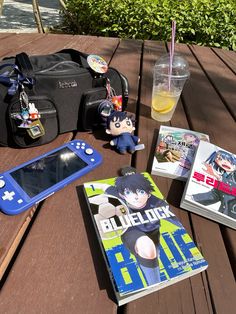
0;140;103;215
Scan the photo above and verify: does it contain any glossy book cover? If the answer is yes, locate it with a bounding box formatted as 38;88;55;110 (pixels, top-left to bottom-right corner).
181;141;236;230
83;172;208;305
151;126;209;180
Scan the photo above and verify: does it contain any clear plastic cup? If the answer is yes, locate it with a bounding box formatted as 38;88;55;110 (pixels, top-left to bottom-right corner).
151;54;190;122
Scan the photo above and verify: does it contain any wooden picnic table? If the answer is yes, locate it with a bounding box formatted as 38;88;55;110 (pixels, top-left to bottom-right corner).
0;33;235;314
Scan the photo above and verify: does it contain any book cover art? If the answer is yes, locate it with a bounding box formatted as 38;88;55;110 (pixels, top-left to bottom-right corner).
151;126;209;180
83;172;208;305
181;141;236;229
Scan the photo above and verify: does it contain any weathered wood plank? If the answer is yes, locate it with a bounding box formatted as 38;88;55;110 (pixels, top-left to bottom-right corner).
187;44;236;280
175;43;236;314
212;47;236;74
0;33;45;57
189;44;236;120
124;40;212;314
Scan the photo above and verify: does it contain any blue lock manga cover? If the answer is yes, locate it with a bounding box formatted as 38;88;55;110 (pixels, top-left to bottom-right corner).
84;172;208;305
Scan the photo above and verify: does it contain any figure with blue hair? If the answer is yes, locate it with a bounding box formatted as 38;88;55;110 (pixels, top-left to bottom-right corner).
106;111;144;154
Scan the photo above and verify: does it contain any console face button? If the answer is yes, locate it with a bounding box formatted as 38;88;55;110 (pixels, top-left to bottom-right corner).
2;191;15;201
0;179;5;188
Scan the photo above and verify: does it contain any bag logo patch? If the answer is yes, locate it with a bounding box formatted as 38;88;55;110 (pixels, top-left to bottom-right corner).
58;80;78;89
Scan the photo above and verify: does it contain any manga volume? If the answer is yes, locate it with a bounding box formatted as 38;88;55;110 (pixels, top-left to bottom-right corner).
151;126;209;180
83;172;208;305
181;141;236;229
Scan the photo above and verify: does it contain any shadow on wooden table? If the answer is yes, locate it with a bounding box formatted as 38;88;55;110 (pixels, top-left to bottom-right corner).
76;185;118;304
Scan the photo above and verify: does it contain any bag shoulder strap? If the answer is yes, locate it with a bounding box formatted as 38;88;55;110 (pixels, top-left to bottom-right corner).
15;52;35;80
56;49;89;68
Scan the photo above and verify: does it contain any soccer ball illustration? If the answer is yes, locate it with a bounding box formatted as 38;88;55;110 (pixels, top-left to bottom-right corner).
88;194;129;239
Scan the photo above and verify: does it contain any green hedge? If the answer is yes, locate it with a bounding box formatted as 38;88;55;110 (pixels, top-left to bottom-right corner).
61;0;236;50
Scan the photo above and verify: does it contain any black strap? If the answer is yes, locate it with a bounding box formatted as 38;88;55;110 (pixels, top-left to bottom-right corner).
15;52;35;80
57;48;106;84
56;49;89;68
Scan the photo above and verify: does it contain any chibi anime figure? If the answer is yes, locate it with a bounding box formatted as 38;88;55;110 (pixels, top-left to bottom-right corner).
106;111;143;154
192;150;236;218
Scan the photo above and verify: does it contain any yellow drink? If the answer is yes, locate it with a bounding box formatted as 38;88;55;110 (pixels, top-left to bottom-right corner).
151;89;180;122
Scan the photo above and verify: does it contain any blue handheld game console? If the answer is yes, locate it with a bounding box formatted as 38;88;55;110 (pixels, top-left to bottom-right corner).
0;140;103;215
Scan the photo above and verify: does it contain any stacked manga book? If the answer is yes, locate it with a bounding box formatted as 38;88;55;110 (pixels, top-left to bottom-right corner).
181;140;236;230
151;126;236;229
151;125;209;181
83;172;208;305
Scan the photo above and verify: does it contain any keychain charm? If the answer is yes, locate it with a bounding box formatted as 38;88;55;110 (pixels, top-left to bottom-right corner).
28;102;40;120
112;95;122;111
87;54;108;74
27;103;45;139
27;119;45;139
106;79;122;111
12;86;45;138
17;89;32;128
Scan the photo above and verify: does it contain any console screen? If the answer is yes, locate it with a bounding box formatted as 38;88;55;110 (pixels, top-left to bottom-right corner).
10;147;88;198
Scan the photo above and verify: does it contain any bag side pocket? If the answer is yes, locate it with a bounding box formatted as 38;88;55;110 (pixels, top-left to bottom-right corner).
79;87;107;131
9;96;59;147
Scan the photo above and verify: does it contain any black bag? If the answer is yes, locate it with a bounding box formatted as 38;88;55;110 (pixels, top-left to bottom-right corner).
0;49;128;147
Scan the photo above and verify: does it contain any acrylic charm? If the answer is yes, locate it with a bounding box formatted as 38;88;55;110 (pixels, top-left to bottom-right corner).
87;54;108;74
27;119;45;139
112;95;122;111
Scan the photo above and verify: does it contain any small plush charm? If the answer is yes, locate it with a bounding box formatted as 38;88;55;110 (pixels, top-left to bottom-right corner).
28;102;40;120
106;111;144;154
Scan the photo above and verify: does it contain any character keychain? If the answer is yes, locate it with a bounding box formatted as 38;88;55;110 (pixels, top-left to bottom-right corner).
87;54;108;74
16;89;32;128
13;86;45;139
106;111;145;154
27;102;45;139
98;78;123;121
106;78;123;111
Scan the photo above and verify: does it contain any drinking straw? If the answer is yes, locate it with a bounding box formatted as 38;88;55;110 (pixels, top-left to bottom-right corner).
168;20;176;90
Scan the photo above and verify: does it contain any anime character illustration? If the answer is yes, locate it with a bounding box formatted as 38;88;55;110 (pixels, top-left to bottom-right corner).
183;132;200;147
174;132;200;176
88;172;170;285
155;134;181;163
192;149;236;218
87;173;182;285
202;150;235;180
87;54;108;73
106;111;144;154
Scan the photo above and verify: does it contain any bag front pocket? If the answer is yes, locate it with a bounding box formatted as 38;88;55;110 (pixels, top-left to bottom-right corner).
9;96;59;147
